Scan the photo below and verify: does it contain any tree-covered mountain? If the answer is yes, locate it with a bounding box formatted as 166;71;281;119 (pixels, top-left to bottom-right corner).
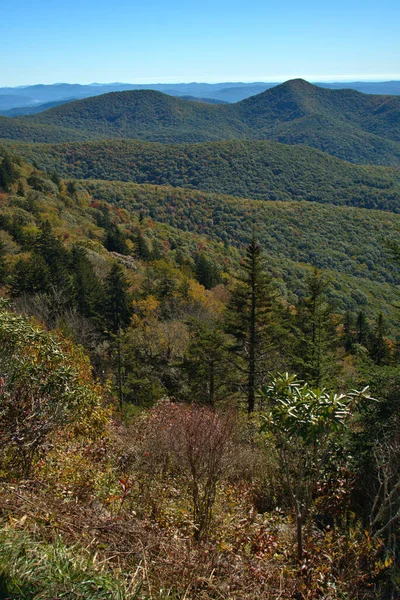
83;177;400;318
21;90;247;142
5;138;400;211
0;80;398;165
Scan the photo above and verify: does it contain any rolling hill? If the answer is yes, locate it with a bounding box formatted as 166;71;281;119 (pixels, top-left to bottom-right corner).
82;177;400;321
5;138;400;211
0;80;398;165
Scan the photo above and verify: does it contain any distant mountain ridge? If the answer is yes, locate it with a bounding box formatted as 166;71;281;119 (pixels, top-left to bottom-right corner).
1;80;400;111
1;79;400;166
0;99;76;117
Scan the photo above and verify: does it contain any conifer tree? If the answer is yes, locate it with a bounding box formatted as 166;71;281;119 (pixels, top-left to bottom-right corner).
0;156;18;192
136;231;152;260
11;254;51;296
368;313;390;365
292;268;338;387
102;262;131;335
195;253;220;290
35;221;71;291
70;246;102;323
104;223;129;255
343;310;356;352
225;240;276;412
356;309;369;346
102;262;132;408
181;319;234;406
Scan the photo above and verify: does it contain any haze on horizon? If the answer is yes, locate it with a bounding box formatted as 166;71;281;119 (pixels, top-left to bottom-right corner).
1;0;399;87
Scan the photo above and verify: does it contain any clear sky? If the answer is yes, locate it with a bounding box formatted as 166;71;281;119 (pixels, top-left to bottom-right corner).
1;0;399;86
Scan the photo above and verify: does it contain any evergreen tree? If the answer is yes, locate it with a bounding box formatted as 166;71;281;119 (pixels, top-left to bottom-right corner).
368;313;390;365
0;156;18;192
102;263;132;408
102;262;131;335
104;223;129;255
292;269;338;387
343;310;356;352
195;253;220;290
35;221;71;291
70;246;103;323
225;240;276;413
66;180;77;196
356;309;369;346
181;319;235;406
136;231;152;260
11;254;51;296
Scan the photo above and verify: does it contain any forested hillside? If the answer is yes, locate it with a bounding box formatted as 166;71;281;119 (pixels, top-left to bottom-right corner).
1;80;400;165
1;151;400;598
0;115;88;143
5;138;400;211
85;178;400;283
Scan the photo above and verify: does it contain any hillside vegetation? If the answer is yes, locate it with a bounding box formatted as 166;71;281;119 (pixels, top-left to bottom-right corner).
0;149;397;317
7;140;400;212
1;80;400;165
2;123;400;600
84;177;400;319
1;153;400;599
0;115;88;143
6;138;400;211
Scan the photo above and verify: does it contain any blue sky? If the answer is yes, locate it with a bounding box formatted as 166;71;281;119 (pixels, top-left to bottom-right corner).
1;0;399;86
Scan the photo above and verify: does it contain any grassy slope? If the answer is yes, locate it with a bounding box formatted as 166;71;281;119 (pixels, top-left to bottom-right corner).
5;138;400;212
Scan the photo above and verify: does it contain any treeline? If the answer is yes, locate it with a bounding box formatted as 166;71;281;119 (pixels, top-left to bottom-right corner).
5;138;400;210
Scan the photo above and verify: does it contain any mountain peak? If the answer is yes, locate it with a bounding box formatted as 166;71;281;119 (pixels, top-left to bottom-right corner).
277;78;316;91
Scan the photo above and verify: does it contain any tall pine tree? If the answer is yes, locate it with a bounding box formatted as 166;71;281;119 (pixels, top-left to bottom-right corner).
225;240;276;413
181;318;235;406
102;262;132;335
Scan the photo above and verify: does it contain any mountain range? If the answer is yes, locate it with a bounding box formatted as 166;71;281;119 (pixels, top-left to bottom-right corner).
1;79;400;113
1;79;400;166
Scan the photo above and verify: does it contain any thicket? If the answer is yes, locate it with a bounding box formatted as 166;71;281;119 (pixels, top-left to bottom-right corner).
1;300;399;598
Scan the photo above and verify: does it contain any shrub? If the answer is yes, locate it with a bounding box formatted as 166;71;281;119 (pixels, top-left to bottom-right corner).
132;402;236;539
0;300;109;479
